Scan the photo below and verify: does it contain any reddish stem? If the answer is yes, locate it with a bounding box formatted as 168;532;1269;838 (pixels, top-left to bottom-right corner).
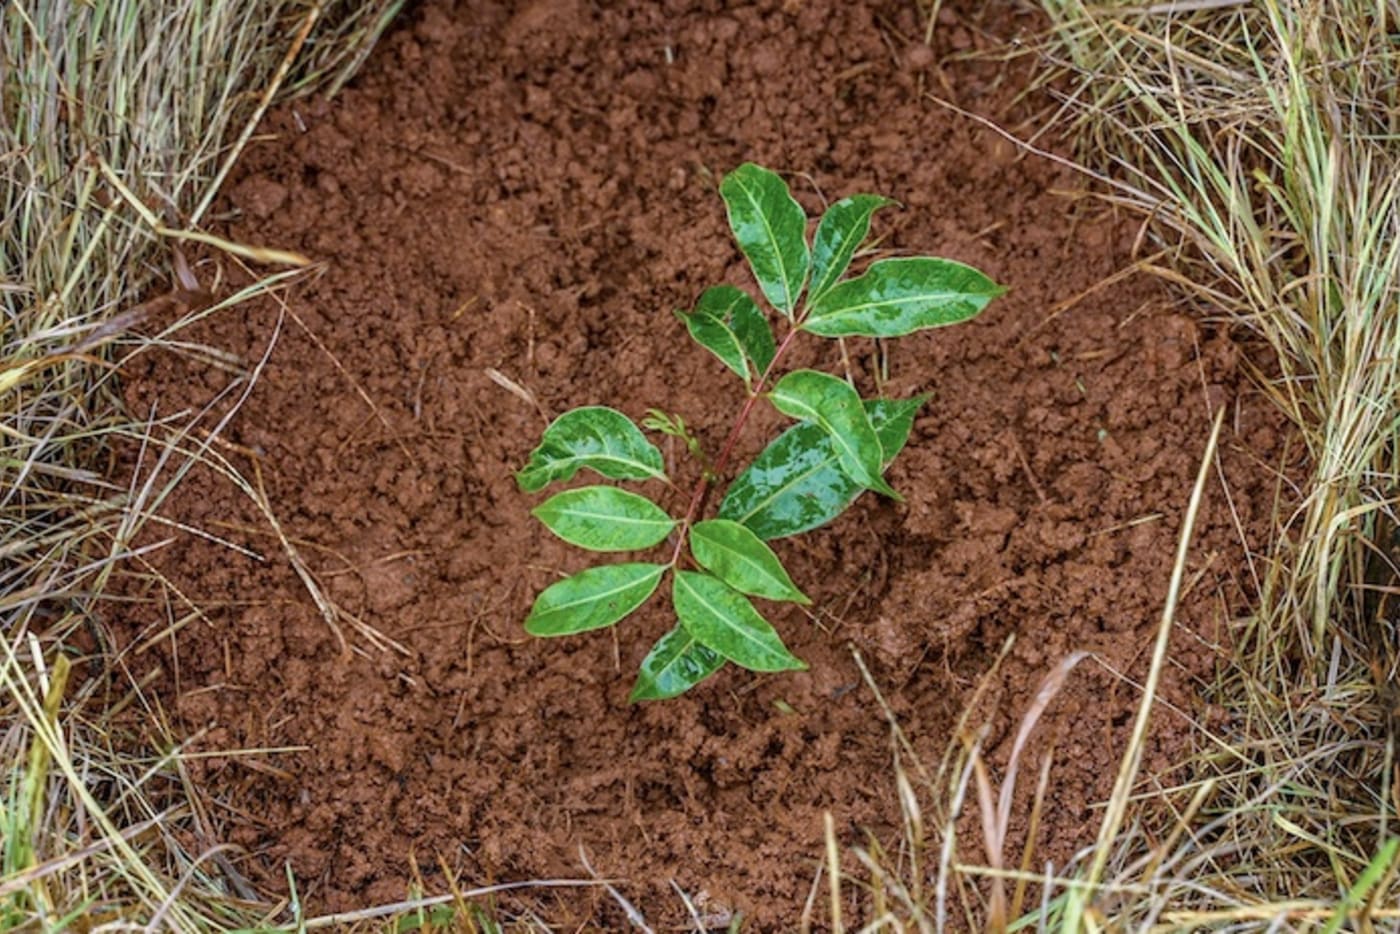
669;324;803;565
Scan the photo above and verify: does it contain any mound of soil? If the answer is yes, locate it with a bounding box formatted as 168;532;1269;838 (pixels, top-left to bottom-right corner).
116;0;1286;926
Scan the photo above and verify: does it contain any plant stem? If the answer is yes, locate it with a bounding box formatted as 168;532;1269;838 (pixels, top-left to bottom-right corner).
670;324;803;564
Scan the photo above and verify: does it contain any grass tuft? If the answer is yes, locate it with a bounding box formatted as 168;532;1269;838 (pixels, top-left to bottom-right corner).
842;3;1400;919
909;1;1400;928
1036;0;1400;653
8;0;1396;927
1;0;399;927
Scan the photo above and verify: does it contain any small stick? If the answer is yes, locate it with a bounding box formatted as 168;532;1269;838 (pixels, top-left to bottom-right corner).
1008;432;1048;506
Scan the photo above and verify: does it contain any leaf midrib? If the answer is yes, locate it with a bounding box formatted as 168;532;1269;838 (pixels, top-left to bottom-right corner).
653;632;702;679
773;389;876;487
533;450;665;480
678;574;781;664
536;565;663;618
696;527;787;592
547;505;673;529
811;285;976;320
809;214;862;300
735;175;795;312
728;443;845;530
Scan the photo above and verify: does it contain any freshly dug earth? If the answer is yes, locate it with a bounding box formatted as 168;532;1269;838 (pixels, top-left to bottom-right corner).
116;0;1287;926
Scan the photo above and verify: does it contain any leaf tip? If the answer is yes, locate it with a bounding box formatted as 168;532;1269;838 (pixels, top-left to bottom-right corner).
873;477;903;501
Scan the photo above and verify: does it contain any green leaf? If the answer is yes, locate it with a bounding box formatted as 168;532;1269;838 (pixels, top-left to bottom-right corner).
720;291;778;377
699;285;777;374
673;571;806;672
525;563;666;636
532;486;676;552
678;286;776;386
871;393;929;462
516;406;667;494
629;624;726;701
807;195;892;304
677;307;747;383
803;257;1004;338
769;369;898;499
718;397;929;539
719;423;854;540
720;163;810;316
690;519;809;604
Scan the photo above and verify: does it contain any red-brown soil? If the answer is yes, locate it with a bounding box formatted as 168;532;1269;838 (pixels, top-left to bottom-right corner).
115;0;1286;927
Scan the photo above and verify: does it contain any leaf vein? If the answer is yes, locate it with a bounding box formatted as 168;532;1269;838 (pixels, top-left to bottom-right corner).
737;176;793;312
539;568;662;615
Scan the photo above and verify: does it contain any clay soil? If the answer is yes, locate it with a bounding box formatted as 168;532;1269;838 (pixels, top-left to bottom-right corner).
114;0;1287;927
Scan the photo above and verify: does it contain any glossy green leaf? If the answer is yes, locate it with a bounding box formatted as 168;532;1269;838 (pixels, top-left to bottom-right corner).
677;306;747;382
690;519;809;604
629;624;726;701
718;396;929;539
720;163;809;316
807;195;892;304
673;571;806;672
525;563;666;636
803;257;1004;338
717;289;778;376
718;422;851;541
698;285;777;376
516;406;667;494
769;369;898;499
870;393;929;463
678;285;777;386
532;486;676;552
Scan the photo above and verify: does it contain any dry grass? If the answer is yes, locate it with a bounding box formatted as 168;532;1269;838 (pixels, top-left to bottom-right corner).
7;0;1397;929
826;1;1400;929
822;1;1400;930
1032;0;1400;927
1;1;399;928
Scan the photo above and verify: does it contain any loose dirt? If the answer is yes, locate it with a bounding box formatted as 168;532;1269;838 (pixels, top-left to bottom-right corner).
115;0;1287;926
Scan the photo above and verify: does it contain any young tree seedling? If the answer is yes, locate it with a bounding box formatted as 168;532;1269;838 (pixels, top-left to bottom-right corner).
516;164;1004;700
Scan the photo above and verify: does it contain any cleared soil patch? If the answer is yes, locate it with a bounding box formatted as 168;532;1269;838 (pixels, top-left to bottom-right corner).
116;0;1286;926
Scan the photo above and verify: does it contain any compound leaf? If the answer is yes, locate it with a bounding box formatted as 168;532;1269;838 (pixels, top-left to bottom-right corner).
803;257;1004;338
673;570;806;672
769;370;897;499
690;519;809;604
720;163;809;316
516;406;667;494
532;486;676;552
629;624;726;701
525;562;666;636
808;195;892;303
718;396;930;539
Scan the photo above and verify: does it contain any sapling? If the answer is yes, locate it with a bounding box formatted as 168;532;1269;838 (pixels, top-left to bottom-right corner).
516;164;1003;700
